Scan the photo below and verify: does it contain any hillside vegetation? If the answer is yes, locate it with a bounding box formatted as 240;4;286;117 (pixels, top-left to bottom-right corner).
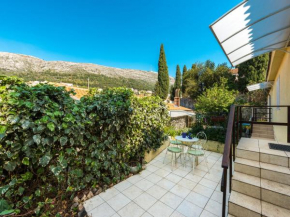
0;52;174;90
0;69;155;90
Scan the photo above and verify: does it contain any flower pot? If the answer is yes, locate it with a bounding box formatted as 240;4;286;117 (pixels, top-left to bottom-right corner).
182;133;187;138
129;166;140;174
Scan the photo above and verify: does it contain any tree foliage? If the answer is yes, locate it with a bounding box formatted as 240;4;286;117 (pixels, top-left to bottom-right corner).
155;44;169;99
237;54;269;92
170;65;181;100
195;78;238;114
182;60;236;99
0;76;169;215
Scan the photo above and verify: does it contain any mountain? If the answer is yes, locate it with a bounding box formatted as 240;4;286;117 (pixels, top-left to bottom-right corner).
0;52;174;90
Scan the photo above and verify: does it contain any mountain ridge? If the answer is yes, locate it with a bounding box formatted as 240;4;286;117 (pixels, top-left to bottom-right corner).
0;52;174;90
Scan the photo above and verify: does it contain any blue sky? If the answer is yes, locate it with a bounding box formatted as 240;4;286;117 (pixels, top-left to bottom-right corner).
0;0;241;77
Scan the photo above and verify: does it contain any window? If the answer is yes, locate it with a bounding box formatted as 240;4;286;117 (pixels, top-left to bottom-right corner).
276;75;280;109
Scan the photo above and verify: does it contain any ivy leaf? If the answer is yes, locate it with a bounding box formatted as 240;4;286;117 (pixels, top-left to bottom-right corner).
0;210;15;215
47;122;55;132
60;137;68;146
18;187;25;196
22;157;29;165
21;120;30;129
50;165;62;176
39;153;52;167
21;172;33;181
33;134;41;145
0;185;9;195
35;189;41;197
3;161;17;172
0;199;11;212
22;196;29;204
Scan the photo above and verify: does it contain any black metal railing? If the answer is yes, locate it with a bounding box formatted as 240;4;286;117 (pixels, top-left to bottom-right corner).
221;105;290;217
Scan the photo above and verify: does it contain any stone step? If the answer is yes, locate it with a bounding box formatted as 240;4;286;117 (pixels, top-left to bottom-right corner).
236;146;289;167
251;136;276;142
229;191;261;217
251;133;274;139
232;172;290;209
229;191;290;217
235;158;290;185
252;129;274;134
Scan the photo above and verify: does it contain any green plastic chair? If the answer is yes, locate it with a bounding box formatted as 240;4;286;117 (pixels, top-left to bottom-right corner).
187;131;209;173
163;138;183;169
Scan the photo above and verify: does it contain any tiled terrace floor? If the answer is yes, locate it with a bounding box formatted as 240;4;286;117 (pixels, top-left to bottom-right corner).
84;149;224;217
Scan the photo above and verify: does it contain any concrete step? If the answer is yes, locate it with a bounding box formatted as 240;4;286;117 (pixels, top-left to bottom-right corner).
236;146;289;167
252;129;274;134
232;172;290;209
235;158;290;185
229;191;261;217
229;191;290;217
251;133;274;139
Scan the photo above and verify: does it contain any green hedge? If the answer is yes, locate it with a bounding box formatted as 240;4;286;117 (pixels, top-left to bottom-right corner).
189;124;226;143
0;76;169;215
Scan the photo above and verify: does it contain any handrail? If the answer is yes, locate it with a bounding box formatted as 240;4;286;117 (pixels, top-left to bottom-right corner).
222;105;235;168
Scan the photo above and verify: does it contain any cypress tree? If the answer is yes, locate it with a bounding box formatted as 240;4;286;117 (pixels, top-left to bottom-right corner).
175;65;181;90
156;44;169;99
182;65;187;94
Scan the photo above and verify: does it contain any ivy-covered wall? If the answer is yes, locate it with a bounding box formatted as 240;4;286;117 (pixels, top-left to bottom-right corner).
0;76;169;215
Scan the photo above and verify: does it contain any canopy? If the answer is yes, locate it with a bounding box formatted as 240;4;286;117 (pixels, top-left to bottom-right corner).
210;0;290;66
247;81;273;91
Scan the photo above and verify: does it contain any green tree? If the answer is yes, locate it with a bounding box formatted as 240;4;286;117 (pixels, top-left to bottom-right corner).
155;44;169;99
171;65;182;100
237;54;269;92
195;78;238;114
175;65;181;89
181;65;187;94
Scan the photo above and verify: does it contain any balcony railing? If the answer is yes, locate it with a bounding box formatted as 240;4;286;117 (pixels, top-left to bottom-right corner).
221;105;290;217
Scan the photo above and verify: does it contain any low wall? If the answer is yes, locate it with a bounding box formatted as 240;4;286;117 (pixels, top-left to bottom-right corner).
206;140;224;153
144;139;224;164
144;139;169;163
170;115;195;130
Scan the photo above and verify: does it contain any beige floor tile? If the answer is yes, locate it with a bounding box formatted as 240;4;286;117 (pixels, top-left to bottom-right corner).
154;168;171;178
88;202;116;217
114;180;132;191
83;195;104;212
184;173;203;183
135;179;154;191
204;199;223;217
123;185;144;200
210;191;223;204
99;187;120;201
141;212;153;217
127;174;144;184
185;191;209;208
193;184;214;198
112;213;121;217
118;201;145;217
145;173;163;184
165;173;183;183
176;200;203;217
172;168;190;177
160;192;183;209
204;173;221;183
134;192;157;210
147;165;160;172
146;185;168;199
140;170;152;178
170;184;191;198
157;178;176;190
178;178;197;190
170;211;186;217
107;193;131;211
200;178;219;190
148;201;174;217
200;210;218;217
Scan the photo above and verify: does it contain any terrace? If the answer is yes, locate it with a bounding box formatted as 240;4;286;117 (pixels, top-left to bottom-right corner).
84;149;224;217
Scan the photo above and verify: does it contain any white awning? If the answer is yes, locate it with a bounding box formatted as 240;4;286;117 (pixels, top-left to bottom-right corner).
247;81;273;91
210;0;290;66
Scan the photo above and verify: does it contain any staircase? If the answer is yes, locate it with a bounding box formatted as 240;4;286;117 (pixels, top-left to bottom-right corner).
228;138;290;217
251;124;275;141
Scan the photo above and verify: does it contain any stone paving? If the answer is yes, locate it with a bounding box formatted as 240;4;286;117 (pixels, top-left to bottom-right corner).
84;149;225;217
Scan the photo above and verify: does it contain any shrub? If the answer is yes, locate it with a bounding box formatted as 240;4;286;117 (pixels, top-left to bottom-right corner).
0;77;169;215
195;78;237;114
189;124;226;143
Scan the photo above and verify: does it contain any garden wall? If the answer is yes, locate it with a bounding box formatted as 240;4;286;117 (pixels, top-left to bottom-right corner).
180;97;195;110
170;115;195;129
144;139;169;163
